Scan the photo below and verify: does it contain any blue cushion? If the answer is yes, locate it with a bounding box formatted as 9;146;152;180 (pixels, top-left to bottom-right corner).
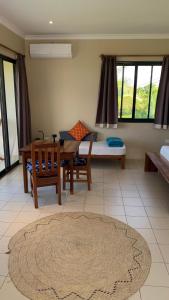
27;160;68;174
73;157;87;166
59;131;75;141
59;131;97;141
106;137;124;147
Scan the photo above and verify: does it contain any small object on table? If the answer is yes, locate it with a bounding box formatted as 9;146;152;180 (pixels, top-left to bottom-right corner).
52;134;57;143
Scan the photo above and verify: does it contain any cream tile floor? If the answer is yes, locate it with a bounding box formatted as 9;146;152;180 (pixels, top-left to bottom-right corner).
0;159;169;299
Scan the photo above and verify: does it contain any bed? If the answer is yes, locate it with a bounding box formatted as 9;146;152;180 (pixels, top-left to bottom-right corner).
79;141;126;169
59;131;126;169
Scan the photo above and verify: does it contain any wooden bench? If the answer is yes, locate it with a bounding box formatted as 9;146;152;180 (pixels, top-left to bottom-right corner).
144;152;169;184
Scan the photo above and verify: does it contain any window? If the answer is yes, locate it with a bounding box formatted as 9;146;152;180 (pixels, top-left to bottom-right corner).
117;62;162;122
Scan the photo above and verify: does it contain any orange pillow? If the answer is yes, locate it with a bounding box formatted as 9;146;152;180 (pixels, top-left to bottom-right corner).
69;121;90;141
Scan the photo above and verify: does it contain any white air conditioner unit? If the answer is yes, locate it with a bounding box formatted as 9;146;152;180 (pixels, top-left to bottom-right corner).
30;43;72;58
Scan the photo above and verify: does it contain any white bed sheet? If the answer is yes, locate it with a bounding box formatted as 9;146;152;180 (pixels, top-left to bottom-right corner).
79;141;126;156
160;145;169;162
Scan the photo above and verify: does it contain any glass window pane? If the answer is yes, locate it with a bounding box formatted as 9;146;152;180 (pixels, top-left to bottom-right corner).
117;66;123;117
135;66;151;119
3;61;19;165
0;107;5;172
122;66;135;118
149;66;162;118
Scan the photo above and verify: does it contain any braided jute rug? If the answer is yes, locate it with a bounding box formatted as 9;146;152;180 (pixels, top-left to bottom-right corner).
8;212;151;300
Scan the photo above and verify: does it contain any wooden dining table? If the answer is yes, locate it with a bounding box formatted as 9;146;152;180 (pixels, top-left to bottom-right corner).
20;140;80;194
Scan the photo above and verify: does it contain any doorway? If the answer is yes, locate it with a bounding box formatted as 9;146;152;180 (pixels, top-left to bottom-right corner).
0;56;19;176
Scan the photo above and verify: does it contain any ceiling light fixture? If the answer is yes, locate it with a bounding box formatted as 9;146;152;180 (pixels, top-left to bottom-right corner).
49;20;53;24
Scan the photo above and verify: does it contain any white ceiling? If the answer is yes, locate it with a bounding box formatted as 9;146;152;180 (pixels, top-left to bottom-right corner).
0;0;169;37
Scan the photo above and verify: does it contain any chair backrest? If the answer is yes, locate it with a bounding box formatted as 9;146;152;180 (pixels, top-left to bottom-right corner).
31;141;61;178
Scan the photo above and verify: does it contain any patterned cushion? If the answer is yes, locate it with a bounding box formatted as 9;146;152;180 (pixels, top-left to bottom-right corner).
59;131;97;142
68;121;90;141
27;160;68;174
73;157;87;166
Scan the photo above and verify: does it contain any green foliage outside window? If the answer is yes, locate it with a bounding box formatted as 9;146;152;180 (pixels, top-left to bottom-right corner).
117;63;161;121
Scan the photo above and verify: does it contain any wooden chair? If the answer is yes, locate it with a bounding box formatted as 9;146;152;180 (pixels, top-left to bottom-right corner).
27;141;61;208
63;139;93;191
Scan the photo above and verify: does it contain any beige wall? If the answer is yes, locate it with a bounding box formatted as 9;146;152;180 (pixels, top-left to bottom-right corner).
25;39;169;159
0;24;25;54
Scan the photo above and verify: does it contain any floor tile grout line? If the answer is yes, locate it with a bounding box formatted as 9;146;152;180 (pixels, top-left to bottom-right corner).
118;179;128;224
143;284;169;288
118;163;145;223
0;275;8;290
136;182;169;277
139;289;142;300
136;178;169;276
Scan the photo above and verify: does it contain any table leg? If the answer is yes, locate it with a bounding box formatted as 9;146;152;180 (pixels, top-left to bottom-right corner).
22;153;28;193
69;159;74;194
121;156;125;169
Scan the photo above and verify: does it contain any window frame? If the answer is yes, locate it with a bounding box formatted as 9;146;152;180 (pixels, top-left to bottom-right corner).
0;54;19;177
117;61;162;123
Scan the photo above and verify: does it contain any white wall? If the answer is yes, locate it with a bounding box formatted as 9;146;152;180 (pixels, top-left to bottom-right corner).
25;39;169;159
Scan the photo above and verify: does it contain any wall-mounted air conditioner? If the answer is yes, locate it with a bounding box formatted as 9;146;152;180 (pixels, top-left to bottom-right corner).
30;43;72;58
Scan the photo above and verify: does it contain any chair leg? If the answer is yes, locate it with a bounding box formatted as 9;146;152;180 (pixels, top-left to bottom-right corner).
63;167;66;190
56;184;58;194
57;181;62;205
121;156;125;169
89;169;92;184
33;183;38;208
30;176;33;197
87;169;91;191
69;161;74;195
76;170;79;180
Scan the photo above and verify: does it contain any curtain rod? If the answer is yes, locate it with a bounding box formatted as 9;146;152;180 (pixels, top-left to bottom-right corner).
0;42;19;55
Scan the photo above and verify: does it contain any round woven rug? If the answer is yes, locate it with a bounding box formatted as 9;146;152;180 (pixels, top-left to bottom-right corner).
8;212;151;300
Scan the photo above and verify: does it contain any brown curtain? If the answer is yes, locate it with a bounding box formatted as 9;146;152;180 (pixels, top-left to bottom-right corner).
154;56;169;129
96;55;118;128
15;54;32;148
